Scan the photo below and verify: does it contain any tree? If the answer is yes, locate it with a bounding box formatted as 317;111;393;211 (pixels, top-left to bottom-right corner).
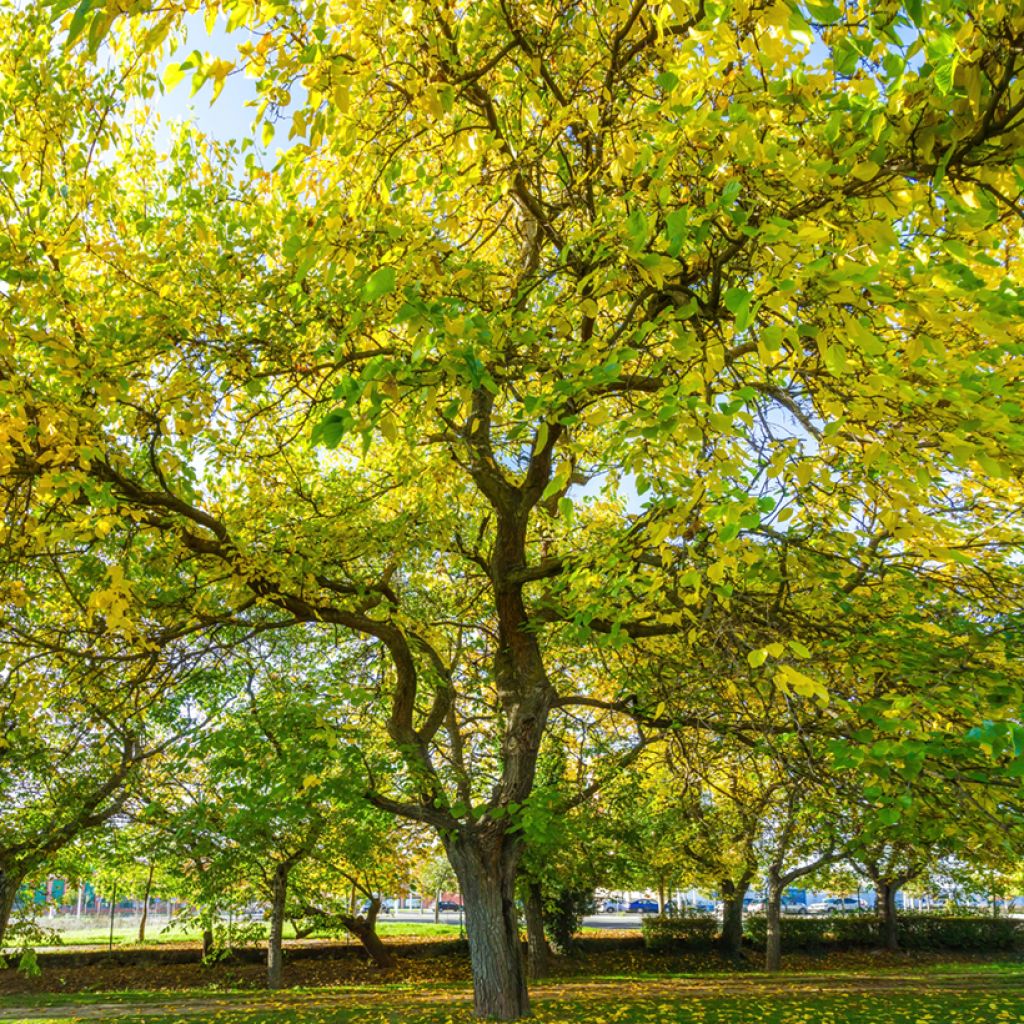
416;854;457;925
0;632;195;948
142;645;414;983
9;0;1024;1016
757;786;841;972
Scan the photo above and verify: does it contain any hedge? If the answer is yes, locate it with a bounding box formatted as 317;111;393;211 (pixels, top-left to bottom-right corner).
642;912;719;951
742;913;1023;952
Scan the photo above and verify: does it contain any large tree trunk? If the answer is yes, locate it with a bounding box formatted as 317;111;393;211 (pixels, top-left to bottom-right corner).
268;865;287;989
447;829;529;1020
719;879;745;958
876;882;899;951
764;877;783;973
524;881;550;980
0;866;22;951
137;863;154;944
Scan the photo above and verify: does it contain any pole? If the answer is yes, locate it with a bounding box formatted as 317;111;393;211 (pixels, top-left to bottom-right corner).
108;883;117;953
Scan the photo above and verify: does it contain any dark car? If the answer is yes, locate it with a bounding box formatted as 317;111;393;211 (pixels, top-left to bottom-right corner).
628;898;660;914
437;900;462;912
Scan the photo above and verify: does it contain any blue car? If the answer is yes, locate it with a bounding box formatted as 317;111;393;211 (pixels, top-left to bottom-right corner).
628;899;660;914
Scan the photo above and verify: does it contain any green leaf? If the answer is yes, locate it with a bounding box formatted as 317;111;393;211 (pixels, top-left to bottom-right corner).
747;648;768;668
312;411;349;448
833;38;860;76
718;522;740;543
805;1;841;24
788;639;811;659
66;0;95;47
665;209;688;257
541;460;572;501
364;266;397;301
655;70;678;92
724;287;752;330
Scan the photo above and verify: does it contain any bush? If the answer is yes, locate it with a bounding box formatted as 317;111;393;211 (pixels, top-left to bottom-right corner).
544;888;596;954
898;913;1022;951
742;912;1023;952
743;913;876;951
643;911;718;952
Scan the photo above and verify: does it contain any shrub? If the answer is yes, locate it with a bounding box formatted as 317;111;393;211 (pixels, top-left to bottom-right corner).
898;913;1022;951
643;911;718;952
743;913;875;951
544;888;596;954
742;912;1023;952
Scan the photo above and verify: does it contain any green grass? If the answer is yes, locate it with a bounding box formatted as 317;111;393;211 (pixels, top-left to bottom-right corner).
1;991;1021;1024
28;920;461;948
1;963;1022;1024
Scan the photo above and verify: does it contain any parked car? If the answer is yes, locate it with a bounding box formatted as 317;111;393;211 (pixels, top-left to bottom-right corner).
781;899;808;915
357;898;394;917
437;899;462;912
664;899;716;915
602;899;628;913
807;897;863;915
628;898;660;914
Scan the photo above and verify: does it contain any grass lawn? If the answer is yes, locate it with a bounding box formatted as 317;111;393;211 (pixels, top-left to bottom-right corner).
1;990;1022;1023
0;962;1021;1024
30;921;462;948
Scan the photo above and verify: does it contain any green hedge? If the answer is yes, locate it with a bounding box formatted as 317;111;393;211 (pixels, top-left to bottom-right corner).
742;913;1023;952
899;914;1022;951
642;912;719;951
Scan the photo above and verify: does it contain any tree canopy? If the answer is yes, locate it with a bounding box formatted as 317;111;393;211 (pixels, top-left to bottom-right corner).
2;0;1024;1016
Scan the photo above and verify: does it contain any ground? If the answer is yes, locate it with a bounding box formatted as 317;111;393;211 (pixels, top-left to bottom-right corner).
0;941;1020;1023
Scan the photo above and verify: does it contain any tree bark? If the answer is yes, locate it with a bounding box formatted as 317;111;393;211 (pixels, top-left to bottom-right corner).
0;866;22;952
719;879;745;958
434;890;441;924
764;875;783;973
876;882;899;951
339;898;395;968
268;864;287;989
137;863;154;944
343;917;396;968
524;881;550;980
447;829;529;1020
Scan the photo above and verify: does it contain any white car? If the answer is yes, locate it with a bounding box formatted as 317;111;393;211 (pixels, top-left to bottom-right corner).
807;897;863;915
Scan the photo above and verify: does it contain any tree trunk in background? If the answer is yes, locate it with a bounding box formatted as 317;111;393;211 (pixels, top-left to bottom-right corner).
719;880;745;958
524;881;550;980
200;905;215;960
764;877;783;973
341;898;395;968
0;866;22;952
137;863;155;944
876;882;899;951
268;865;288;989
447;830;529;1020
344;918;395;968
658;878;666;915
434;890;441;924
